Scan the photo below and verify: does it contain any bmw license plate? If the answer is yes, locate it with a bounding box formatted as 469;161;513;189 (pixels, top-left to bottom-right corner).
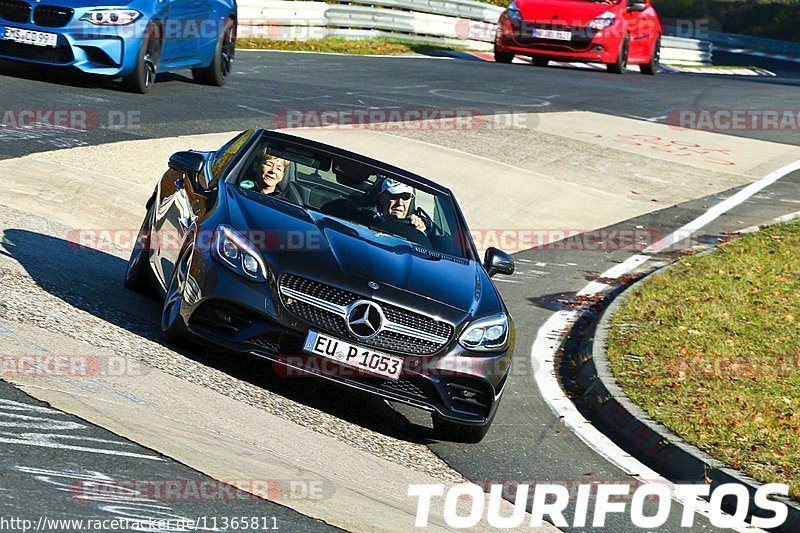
531;28;572;41
0;26;58;47
303;330;403;380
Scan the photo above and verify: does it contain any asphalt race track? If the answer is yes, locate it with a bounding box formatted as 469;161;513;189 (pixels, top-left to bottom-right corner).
1;50;800;532
0;50;798;160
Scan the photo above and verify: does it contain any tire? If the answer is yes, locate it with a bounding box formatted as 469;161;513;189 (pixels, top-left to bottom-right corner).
531;58;549;67
124;204;156;296
433;409;496;444
123;24;160;94
161;244;193;343
640;37;660;75
494;45;514;64
606;35;629;74
192;18;236;86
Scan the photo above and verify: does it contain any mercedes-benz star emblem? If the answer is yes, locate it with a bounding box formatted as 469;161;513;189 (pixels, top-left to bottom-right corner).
346;301;384;340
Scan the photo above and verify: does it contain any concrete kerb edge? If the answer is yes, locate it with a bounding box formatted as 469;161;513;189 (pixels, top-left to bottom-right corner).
583;250;800;531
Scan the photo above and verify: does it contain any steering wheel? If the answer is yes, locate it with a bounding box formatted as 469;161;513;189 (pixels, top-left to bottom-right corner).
412;207;442;236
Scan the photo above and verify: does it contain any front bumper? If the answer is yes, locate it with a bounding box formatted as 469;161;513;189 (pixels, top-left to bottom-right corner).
0;17;148;76
179;248;514;427
495;18;622;64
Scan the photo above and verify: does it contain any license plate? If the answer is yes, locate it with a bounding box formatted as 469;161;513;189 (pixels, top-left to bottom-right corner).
0;26;58;47
531;28;572;41
303;330;403;380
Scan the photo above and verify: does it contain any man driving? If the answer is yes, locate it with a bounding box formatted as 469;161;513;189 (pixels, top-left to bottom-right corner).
377;179;427;233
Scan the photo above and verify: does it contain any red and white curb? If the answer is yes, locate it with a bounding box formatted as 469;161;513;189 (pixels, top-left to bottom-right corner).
465;51;776;76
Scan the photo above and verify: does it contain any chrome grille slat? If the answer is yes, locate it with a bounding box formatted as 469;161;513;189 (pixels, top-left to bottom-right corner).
279;274;454;355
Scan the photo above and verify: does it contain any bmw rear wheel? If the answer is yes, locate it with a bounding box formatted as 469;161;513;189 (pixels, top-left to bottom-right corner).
193;18;236;86
161;245;192;342
123;24;160;94
607;35;629;74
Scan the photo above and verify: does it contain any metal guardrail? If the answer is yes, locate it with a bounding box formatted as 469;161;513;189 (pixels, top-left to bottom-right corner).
665;27;800;58
239;0;713;63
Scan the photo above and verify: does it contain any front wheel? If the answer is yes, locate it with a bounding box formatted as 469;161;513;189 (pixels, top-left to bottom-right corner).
606;36;629;74
161;245;193;343
124;204;156;296
192;18;236;86
123;24;160;94
494;45;514;64
640;38;660;75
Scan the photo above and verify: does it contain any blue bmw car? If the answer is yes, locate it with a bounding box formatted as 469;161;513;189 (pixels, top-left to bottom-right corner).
0;0;237;92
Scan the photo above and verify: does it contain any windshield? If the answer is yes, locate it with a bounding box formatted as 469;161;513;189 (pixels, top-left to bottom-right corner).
230;138;472;260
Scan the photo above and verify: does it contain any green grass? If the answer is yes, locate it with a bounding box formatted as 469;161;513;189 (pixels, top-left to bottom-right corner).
236;37;468;55
607;220;800;500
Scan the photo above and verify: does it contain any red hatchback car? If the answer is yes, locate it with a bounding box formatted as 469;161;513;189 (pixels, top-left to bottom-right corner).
494;0;662;74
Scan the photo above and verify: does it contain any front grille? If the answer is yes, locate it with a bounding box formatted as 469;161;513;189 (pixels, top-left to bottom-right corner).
382;305;451;340
0;40;72;63
247;334;303;358
0;0;31;23
33;5;73;27
279;274;454;356
281;274;356;306
367;329;443;357
287;300;348;338
382;378;427;398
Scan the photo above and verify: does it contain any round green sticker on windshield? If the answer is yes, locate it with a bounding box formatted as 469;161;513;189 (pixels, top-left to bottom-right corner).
240;180;255;190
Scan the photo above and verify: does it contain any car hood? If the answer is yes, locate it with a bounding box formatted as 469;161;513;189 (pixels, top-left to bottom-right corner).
226;191;485;314
50;0;138;8
515;0;617;23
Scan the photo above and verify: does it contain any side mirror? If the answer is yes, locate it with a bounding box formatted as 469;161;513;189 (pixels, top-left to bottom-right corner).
628;1;646;12
484;247;515;277
168;151;209;190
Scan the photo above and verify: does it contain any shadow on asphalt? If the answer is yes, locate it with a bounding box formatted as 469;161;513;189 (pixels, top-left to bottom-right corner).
1;228;435;444
0;60;202;93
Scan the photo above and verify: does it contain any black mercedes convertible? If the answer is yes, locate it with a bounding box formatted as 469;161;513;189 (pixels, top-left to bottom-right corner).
125;129;516;442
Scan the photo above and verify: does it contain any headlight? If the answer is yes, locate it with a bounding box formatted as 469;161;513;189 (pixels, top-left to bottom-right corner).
588;12;615;30
80;9;141;25
506;1;522;22
212;225;269;282
459;313;509;352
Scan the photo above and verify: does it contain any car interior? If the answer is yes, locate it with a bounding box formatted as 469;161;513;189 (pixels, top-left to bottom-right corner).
235;142;468;258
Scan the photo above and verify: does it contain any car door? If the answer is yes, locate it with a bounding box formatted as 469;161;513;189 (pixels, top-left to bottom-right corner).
160;0;209;62
622;0;647;62
638;0;660;62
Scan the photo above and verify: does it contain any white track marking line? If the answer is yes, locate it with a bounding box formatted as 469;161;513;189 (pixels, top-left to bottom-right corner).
531;158;800;530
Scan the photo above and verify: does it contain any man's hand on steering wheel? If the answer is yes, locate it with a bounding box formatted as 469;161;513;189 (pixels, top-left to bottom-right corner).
409;213;427;233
